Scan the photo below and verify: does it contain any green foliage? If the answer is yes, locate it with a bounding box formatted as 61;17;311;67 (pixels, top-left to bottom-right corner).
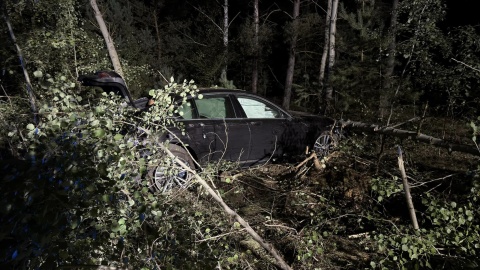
371;177;403;203
0;74;246;268
327;0;389;115
369;173;480;269
6;0;106;75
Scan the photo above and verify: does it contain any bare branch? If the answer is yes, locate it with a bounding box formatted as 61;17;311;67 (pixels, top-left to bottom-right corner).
451;58;480;73
191;5;222;32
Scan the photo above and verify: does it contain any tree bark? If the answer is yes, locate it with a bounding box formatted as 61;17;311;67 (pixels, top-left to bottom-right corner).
251;0;259;94
153;10;162;62
323;0;339;112
220;0;229;81
379;0;399;120
282;0;300;110
397;147;420;230
319;0;332;87
2;9;38;124
340;120;480;156
90;0;124;78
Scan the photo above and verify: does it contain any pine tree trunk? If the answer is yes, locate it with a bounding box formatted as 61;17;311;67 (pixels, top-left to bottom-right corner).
90;0;124;78
379;0;399;120
282;0;300;110
251;0;259;94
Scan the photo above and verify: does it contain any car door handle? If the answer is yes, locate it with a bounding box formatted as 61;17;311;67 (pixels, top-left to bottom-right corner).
250;121;262;126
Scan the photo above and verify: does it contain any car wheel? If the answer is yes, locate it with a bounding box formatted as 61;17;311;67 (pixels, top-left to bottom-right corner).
150;144;195;193
313;131;339;158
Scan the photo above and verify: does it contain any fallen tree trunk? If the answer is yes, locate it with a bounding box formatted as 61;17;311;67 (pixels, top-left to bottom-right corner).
339;120;480;157
158;143;293;270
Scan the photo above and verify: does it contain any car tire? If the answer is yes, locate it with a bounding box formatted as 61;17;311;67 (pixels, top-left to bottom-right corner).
149;144;195;193
313;131;339;158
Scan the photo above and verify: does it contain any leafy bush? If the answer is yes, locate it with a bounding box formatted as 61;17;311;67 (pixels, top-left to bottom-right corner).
369;174;480;269
0;75;245;269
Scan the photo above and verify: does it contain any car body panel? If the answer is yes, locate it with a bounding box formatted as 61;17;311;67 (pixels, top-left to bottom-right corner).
78;72;336;167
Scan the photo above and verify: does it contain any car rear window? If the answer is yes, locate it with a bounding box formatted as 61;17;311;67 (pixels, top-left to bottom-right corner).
237;97;282;119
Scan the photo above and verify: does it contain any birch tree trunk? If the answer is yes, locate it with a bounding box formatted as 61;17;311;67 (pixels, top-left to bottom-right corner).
90;0;124;78
379;0;399;120
220;0;229;81
319;0;332;86
2;10;38;124
282;0;300;110
323;0;339;112
251;0;259;94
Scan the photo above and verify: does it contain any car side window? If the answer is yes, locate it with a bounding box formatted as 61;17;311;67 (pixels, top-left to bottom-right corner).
177;100;194;119
195;96;235;119
237;97;282;119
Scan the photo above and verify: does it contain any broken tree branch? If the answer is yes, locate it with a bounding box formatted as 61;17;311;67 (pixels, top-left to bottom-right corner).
3;8;38;124
295;151;323;171
397;146;419;230
340;120;480;156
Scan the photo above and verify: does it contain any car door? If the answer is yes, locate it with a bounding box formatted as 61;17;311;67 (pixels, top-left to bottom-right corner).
234;95;289;164
175;99;217;164
193;94;251;164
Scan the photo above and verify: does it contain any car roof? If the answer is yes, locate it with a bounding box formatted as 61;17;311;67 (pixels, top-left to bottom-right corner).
197;88;247;94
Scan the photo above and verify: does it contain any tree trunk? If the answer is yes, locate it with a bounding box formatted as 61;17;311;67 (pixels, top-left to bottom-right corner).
323;0;339;112
282;0;300;110
153;11;162;62
251;0;259;94
90;0;124;78
2;9;38;124
340;120;480;156
379;0;399;120
220;0;229;81
159;143;293;270
319;0;332;86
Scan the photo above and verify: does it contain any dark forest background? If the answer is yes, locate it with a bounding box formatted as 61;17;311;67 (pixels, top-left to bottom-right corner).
1;0;480;269
1;0;479;118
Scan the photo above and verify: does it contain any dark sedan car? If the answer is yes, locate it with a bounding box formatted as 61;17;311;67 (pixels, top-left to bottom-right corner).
78;72;339;192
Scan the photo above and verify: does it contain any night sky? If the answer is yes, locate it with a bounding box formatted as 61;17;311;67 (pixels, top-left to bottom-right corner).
446;0;480;26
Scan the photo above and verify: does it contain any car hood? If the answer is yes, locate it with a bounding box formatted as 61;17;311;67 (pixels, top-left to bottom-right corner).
289;110;336;126
289;110;329;119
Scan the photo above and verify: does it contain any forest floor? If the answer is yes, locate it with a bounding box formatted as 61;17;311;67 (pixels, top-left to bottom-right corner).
212;116;480;269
